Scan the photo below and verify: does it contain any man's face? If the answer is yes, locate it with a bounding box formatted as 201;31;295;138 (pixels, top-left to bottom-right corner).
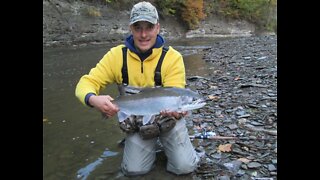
130;21;160;53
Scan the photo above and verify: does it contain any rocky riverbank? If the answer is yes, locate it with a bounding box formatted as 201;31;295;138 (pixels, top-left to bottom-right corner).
185;35;277;180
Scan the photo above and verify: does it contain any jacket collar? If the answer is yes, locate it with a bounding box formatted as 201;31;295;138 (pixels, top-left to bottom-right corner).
124;34;165;61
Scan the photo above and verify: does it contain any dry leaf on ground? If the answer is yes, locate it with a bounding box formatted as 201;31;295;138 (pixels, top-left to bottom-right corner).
217;144;232;152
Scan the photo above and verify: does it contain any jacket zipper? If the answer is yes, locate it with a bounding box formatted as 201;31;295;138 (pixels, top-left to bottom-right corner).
141;61;143;73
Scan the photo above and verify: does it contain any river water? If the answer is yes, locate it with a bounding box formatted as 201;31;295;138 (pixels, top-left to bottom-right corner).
43;38;226;180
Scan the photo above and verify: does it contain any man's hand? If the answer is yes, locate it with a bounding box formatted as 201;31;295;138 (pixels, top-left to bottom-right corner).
160;110;188;120
89;95;120;118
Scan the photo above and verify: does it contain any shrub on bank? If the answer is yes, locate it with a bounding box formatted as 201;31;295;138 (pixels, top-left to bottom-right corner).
79;0;277;32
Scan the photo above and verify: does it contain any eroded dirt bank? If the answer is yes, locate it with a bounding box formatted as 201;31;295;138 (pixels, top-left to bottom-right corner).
43;0;263;47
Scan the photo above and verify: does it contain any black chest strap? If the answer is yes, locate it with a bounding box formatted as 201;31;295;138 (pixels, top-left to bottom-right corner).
121;47;129;86
121;46;169;87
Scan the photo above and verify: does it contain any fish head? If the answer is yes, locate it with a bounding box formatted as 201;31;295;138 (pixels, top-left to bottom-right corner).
163;87;206;112
178;93;206;112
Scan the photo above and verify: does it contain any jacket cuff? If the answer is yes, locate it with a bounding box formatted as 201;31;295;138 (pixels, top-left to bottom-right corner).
85;93;96;107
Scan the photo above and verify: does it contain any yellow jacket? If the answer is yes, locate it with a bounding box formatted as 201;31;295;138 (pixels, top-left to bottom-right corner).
75;44;186;105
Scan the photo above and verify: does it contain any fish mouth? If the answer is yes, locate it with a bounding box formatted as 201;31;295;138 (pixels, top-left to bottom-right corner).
194;98;205;103
191;98;207;107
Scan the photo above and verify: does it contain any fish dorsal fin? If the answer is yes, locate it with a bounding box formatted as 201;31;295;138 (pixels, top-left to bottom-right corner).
140;87;179;97
142;115;156;125
139;87;156;93
117;111;130;123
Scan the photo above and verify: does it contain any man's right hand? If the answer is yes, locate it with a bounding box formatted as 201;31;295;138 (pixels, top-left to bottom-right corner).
160;110;188;120
88;95;120;118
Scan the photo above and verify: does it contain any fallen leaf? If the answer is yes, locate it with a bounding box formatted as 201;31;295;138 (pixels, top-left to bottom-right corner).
217;144;232;152
238;157;251;163
208;95;219;100
234;76;240;81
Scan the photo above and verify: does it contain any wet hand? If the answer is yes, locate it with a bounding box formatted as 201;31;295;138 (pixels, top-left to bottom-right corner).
89;95;120;118
160;110;188;120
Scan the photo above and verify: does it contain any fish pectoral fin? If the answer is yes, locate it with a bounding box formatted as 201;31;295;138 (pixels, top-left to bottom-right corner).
142;115;156;125
117;111;130;122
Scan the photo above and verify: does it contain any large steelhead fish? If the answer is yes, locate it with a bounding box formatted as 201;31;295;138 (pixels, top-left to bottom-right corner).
113;87;206;125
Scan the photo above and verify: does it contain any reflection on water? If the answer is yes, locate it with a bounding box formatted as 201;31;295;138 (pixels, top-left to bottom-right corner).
43;38;218;180
184;53;211;77
76;149;119;180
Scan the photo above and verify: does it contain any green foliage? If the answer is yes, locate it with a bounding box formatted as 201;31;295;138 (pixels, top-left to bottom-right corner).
207;0;277;32
80;0;277;32
181;0;206;29
156;0;181;16
156;0;206;30
155;0;277;31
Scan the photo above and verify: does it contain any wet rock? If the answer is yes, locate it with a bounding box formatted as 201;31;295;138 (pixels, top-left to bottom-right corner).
217;175;230;180
223;160;242;175
268;164;277;171
247;162;262;169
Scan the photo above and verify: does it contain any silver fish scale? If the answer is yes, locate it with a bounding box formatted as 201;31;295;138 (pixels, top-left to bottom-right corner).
116;96;182;115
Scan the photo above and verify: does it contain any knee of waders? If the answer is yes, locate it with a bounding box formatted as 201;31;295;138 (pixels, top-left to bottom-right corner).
167;152;199;175
121;162;155;176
